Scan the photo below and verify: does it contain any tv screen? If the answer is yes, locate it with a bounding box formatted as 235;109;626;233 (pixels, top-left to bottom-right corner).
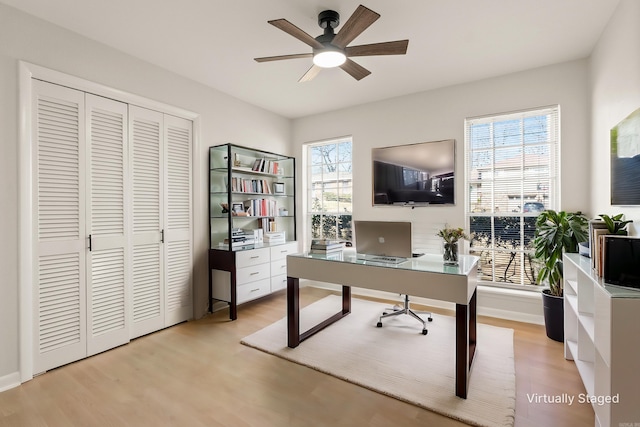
372;139;455;206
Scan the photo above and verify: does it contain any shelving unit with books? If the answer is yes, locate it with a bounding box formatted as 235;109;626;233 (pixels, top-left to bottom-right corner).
208;143;298;320
563;253;640;426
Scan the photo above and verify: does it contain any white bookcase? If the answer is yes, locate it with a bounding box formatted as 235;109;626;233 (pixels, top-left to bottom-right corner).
208;144;298;320
563;253;640;427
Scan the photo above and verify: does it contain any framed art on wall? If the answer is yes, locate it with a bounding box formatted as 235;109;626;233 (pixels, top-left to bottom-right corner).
611;106;640;205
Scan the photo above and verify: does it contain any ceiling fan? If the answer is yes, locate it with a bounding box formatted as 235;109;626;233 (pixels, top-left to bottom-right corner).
254;4;409;82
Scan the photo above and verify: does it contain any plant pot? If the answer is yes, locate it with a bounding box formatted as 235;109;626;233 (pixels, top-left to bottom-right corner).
542;289;564;342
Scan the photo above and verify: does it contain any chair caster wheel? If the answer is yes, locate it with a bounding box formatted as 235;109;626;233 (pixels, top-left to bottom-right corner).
422;329;428;335
428;317;433;322
377;322;382;328
382;312;387;315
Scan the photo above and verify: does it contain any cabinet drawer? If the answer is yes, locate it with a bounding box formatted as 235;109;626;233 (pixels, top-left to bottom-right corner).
270;242;298;261
271;274;288;292
237;262;270;285
237;278;271;303
271;259;287;277
236;247;270;267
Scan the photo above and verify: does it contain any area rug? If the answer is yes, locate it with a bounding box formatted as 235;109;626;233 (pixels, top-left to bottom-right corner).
241;295;515;427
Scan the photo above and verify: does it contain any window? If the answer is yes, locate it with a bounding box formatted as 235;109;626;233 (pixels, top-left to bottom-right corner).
465;106;559;288
306;138;353;242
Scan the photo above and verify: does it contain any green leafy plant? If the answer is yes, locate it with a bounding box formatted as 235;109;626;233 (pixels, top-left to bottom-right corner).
437;226;470;244
598;213;632;235
533;210;588;297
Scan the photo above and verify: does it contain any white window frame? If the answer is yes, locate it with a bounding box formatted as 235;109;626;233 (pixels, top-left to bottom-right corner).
464;105;560;289
303;137;353;246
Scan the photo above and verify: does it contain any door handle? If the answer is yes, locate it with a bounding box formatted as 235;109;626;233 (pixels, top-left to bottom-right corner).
161;229;165;243
88;234;92;251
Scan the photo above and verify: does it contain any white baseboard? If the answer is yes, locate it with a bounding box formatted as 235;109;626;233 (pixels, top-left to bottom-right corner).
304;280;544;325
0;372;21;393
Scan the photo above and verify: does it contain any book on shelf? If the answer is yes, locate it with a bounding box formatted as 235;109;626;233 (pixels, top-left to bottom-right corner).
592;228;609;276
259;217;279;233
589;220;608;263
264;231;286;243
310;239;344;251
598;234;607;278
250;158;280;175
230;177;272;194
243;198;277;217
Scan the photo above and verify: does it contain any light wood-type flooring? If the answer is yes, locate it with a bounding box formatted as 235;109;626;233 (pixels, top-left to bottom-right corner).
0;286;594;427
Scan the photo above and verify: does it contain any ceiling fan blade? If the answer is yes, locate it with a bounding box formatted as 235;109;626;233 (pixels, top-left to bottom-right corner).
268;19;324;49
346;40;409;57
331;5;380;49
299;65;322;83
254;53;313;63
340;58;371;81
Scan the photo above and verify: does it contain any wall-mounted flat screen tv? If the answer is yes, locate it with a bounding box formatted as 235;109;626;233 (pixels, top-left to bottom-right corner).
372;139;455;206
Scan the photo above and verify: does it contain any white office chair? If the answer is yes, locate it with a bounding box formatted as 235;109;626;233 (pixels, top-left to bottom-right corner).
376;294;433;335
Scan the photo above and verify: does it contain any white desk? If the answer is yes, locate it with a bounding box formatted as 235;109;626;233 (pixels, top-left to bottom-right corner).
286;251;479;399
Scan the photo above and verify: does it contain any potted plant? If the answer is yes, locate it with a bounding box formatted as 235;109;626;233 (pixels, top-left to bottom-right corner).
598;213;632;235
532;210;588;342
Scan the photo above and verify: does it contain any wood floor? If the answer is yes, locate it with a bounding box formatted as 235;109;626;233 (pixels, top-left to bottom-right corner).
0;286;594;427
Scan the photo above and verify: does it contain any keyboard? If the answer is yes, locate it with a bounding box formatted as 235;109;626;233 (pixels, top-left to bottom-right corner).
368;256;407;264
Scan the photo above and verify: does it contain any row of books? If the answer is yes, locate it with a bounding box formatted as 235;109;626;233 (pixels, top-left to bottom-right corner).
589;220;609;277
251;158;281;175
259;217;279;233
230;177;271;194
309;239;344;254
244;198;278;217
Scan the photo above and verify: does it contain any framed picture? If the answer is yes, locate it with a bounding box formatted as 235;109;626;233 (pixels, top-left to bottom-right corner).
611;106;640;205
273;182;285;194
232;203;244;213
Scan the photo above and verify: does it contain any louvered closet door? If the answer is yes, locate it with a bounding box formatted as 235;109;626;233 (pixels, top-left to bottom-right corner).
164;115;193;326
85;94;130;356
129;106;164;338
32;80;87;374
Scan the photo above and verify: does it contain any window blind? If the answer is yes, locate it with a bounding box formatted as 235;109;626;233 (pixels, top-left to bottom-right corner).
464;106;560;287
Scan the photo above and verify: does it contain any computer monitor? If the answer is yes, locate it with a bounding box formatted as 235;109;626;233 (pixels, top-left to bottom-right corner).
354;220;413;259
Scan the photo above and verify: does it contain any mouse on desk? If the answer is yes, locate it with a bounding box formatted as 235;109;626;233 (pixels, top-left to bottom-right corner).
412;252;425;258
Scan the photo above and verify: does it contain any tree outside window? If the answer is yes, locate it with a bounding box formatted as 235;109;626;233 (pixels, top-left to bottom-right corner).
465;107;559;287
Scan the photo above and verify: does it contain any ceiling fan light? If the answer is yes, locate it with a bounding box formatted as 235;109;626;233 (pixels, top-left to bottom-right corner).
313;50;346;68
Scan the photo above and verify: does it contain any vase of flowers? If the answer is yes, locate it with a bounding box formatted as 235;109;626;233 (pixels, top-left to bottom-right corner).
437;227;470;266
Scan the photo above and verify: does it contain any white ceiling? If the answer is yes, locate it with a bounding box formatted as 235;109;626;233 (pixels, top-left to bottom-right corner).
2;0;620;119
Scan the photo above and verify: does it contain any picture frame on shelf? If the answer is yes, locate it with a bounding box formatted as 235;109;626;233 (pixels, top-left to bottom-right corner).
232;203;244;213
273;182;285;194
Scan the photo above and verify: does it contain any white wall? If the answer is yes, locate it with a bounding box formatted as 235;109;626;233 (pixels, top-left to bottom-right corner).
291;59;591;323
0;3;290;384
292;59;591;247
590;0;640;232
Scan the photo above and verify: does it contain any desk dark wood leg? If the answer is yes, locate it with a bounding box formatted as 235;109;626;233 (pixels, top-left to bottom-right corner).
229;269;237;321
287;276;300;348
469;289;477;364
342;285;351;314
208;261;213;313
456;288;478;399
